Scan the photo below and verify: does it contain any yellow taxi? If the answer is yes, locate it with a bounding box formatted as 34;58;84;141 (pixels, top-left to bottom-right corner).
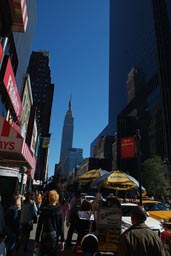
142;200;171;225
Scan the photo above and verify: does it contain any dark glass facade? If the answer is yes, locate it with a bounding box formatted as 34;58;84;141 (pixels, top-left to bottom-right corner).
91;0;171;177
91;0;158;156
109;0;158;128
117;0;171;176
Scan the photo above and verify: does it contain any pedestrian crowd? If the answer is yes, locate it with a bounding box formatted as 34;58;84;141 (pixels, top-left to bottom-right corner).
0;189;170;256
0;190;39;256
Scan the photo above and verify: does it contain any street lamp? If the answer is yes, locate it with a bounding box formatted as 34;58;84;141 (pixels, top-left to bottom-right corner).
136;129;142;206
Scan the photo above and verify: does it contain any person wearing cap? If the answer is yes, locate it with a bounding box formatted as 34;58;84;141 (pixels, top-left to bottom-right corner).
117;205;166;256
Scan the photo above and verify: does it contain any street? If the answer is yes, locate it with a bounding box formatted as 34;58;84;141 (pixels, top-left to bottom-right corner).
14;222;77;256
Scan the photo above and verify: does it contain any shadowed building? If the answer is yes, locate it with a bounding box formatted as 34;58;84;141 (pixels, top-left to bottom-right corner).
91;0;171;178
27;51;54;182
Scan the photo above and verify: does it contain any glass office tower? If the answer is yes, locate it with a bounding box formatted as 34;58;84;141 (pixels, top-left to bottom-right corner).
91;0;171;173
91;0;157;154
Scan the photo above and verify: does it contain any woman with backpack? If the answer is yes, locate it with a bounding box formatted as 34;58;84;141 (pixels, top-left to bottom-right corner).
34;190;65;256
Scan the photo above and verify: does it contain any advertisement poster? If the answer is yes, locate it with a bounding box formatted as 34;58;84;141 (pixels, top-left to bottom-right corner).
95;205;121;252
120;136;135;159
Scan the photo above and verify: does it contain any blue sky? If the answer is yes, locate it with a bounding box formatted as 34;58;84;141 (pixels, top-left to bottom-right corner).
32;0;110;177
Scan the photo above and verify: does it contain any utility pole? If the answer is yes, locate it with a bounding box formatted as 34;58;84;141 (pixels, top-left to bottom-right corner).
136;129;142;206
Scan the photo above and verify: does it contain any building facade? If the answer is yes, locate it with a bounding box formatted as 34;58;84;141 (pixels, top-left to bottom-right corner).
56;99;84;181
76;157;112;180
93;135;115;160
62;147;83;182
27;51;54;182
91;0;171;179
60;98;74;162
0;0;37;196
13;0;37;94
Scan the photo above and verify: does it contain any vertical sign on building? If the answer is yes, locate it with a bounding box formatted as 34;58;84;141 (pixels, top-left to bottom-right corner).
120;137;135;159
3;57;22;121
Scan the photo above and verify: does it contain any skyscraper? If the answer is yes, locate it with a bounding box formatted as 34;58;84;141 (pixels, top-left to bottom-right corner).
60;98;74;162
27;51;54;181
91;0;171;174
58;99;83;180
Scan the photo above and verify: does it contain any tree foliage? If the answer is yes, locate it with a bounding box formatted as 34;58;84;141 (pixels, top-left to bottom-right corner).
142;155;169;196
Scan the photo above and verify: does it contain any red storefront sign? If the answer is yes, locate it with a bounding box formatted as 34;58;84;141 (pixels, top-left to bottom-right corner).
3;57;22;121
0;115;36;170
121;137;136;159
0;136;36;170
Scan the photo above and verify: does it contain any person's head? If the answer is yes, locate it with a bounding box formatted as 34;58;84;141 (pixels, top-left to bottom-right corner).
35;193;42;204
106;196;121;208
81;234;98;255
81;199;92;211
15;190;20;196
24;192;32;203
48;190;59;205
131;205;147;225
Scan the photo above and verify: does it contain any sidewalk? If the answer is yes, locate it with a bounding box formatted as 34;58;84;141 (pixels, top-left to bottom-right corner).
14;223;115;256
14;222;77;256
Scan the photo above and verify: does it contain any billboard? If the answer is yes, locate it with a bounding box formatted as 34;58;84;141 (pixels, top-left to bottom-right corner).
3;57;22;120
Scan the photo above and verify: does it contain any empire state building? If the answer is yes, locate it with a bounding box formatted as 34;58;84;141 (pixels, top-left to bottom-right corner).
59;98;74;163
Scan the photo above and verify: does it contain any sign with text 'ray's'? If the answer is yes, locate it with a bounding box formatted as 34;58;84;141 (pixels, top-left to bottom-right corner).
121;137;135;159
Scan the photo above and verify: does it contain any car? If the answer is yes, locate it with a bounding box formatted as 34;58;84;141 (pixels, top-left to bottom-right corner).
142;200;171;225
121;203;164;235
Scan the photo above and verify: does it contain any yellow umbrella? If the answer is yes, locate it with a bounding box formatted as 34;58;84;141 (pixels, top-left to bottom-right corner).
79;168;109;183
104;170;144;191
